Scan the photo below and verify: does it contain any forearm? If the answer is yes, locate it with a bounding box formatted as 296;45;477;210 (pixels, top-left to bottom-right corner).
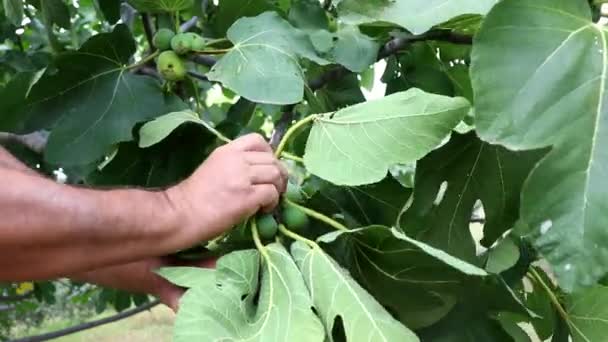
0;167;182;281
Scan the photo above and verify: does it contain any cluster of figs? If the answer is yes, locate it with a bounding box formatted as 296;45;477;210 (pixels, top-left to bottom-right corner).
256;183;310;239
153;28;207;81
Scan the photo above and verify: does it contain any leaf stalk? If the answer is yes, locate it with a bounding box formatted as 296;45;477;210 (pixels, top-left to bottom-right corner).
274;114;317;158
284;199;349;232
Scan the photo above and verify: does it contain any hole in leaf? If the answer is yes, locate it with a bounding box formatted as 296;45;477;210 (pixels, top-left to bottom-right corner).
241;294;247;301
331;315;346;342
310;306;319;316
216;283;222;289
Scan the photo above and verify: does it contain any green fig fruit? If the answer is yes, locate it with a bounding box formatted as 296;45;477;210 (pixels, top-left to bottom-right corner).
257;214;278;239
282;206;309;231
191;35;206;51
157;51;187;81
285;182;305;203
153;28;175;51
171;33;193;54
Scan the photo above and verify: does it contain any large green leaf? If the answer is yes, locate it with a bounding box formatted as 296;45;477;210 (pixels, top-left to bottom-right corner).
289;0;329;32
208;12;328;105
3;0;22;26
291;241;419;342
400;133;544;262
307;176;412;228
126;0;194;13
332;0;498;35
318;226;487;329
330;25;379;73
471;0;608;291
304;88;469;186
138;110;220;148
161;245;325;342
566;285;608;342
16;25;183;166
86;125;212;188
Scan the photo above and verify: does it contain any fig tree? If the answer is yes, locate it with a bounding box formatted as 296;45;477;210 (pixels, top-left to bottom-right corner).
157;51;187;81
153;28;175;51
282;206;309;231
257;214;278;239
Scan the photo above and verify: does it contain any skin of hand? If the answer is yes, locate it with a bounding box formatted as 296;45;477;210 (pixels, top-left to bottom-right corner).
163;133;289;251
0;133;287;284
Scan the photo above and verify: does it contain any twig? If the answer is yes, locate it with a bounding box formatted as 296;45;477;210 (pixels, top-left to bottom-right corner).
310;30;474;92
180;16;199;32
136;66;160;79
187;71;209;82
141;13;155;50
378;30;473;59
190;55;217;67
7;300;161;342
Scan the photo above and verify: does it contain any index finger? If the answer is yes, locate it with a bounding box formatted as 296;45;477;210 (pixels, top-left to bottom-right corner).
231;133;273;152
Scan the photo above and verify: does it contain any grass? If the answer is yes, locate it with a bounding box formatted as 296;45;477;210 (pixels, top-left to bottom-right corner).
51;305;175;342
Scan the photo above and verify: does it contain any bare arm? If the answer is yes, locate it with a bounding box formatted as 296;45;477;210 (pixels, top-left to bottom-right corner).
0;163;180;281
0;134;286;282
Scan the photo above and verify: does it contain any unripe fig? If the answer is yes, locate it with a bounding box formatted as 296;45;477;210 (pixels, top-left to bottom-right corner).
153;28;175;51
257;214;278;240
191;35;206;51
157;51;187;81
282;206;309;231
171;33;194;54
285;182;305;203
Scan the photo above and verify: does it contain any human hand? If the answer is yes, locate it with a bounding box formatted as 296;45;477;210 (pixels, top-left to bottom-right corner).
71;257;216;312
165;133;287;250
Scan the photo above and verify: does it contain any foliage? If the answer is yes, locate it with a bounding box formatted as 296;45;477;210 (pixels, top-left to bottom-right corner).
2;0;608;340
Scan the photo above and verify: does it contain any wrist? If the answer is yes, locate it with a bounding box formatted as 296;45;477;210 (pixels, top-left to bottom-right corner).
145;188;189;254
